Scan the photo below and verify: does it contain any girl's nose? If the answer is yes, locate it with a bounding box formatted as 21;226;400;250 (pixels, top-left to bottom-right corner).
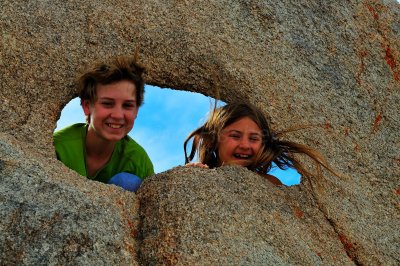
238;138;251;149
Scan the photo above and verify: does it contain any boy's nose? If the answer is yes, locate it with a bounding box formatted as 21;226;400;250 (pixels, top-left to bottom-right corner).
110;107;124;119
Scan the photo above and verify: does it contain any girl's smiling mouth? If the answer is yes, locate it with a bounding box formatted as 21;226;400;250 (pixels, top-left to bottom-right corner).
233;153;251;159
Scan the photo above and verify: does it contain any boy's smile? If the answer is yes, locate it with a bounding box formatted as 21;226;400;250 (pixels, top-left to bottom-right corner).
218;116;263;167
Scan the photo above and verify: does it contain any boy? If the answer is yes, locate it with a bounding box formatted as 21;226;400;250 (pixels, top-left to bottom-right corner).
54;56;154;192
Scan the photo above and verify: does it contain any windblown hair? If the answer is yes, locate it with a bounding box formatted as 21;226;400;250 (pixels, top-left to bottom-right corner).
77;55;146;106
184;102;338;179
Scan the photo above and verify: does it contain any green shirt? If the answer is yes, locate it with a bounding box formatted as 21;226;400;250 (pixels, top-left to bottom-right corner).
53;123;154;183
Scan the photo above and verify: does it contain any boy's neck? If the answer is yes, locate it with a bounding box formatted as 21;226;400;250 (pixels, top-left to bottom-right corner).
85;128;116;158
84;129;116;177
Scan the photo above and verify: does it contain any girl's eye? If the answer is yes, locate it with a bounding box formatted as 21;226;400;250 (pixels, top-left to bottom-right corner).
229;134;241;140
250;135;262;142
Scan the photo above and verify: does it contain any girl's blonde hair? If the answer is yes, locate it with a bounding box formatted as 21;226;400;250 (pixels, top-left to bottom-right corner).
184;102;338;179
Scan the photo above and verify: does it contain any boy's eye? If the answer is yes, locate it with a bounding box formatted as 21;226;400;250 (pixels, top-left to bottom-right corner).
101;101;113;107
123;102;136;109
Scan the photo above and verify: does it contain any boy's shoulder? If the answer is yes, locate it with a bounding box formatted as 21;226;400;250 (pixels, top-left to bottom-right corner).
115;135;154;175
119;135;147;155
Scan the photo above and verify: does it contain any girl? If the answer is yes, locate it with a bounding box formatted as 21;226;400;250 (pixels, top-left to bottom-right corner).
184;102;338;186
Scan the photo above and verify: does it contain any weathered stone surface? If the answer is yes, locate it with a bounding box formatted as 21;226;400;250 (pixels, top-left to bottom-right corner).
0;133;140;265
0;0;399;265
138;166;354;265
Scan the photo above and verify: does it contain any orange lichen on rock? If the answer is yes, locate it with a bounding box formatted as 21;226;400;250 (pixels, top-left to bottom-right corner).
293;207;305;219
372;112;382;131
384;46;399;81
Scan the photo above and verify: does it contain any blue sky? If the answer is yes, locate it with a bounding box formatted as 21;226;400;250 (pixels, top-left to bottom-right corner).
56;85;301;185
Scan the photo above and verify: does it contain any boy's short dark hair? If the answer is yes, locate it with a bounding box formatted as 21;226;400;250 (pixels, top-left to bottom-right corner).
78;56;146;106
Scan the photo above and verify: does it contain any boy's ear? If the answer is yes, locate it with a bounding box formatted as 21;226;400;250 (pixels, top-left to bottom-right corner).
82;100;91;116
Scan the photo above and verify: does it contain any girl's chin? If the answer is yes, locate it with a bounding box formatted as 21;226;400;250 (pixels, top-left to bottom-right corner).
220;159;252;167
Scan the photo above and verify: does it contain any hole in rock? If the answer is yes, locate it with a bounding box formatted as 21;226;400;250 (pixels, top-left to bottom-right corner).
55;85;300;185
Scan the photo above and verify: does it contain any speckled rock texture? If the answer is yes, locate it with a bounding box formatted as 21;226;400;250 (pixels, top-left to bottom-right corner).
138;166;354;265
1;0;399;265
0;133;140;265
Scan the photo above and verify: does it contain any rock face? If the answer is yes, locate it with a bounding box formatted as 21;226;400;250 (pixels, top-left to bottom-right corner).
1;0;399;265
138;167;353;265
0;133;140;265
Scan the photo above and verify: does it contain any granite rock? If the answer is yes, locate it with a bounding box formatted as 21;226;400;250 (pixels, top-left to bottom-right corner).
0;133;140;265
0;0;399;265
138;166;353;265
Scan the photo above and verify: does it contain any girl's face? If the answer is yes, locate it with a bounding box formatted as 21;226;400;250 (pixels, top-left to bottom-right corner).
83;80;138;143
217;116;263;167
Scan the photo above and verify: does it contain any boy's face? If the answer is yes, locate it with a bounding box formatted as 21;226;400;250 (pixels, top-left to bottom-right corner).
217;116;263;167
83;80;138;142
